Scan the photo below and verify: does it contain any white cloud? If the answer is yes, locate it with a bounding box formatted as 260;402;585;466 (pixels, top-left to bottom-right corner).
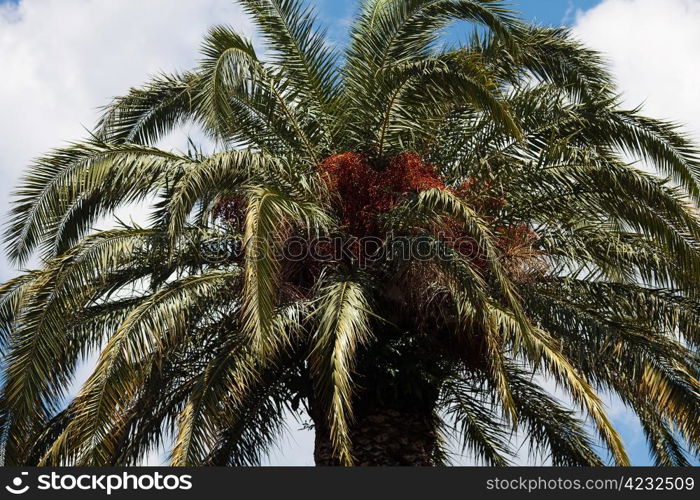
0;0;254;273
573;0;700;141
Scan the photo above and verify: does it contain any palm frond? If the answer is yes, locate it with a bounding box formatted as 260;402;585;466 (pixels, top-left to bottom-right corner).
242;186;331;353
97;72;200;145
43;271;240;465
239;0;338;115
309;277;373;465
4;141;191;263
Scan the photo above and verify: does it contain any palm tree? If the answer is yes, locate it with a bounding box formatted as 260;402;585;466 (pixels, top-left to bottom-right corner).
1;0;699;467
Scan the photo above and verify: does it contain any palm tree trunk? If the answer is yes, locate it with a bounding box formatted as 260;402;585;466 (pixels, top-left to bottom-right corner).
312;407;437;466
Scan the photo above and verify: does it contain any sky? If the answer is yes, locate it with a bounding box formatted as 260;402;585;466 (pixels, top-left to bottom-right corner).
0;0;699;466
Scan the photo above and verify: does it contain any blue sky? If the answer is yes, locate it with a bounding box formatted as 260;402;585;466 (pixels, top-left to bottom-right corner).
1;0;699;466
311;0;602;39
289;0;609;66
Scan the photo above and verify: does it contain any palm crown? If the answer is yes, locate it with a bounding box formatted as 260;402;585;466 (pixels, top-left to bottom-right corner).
1;0;699;466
